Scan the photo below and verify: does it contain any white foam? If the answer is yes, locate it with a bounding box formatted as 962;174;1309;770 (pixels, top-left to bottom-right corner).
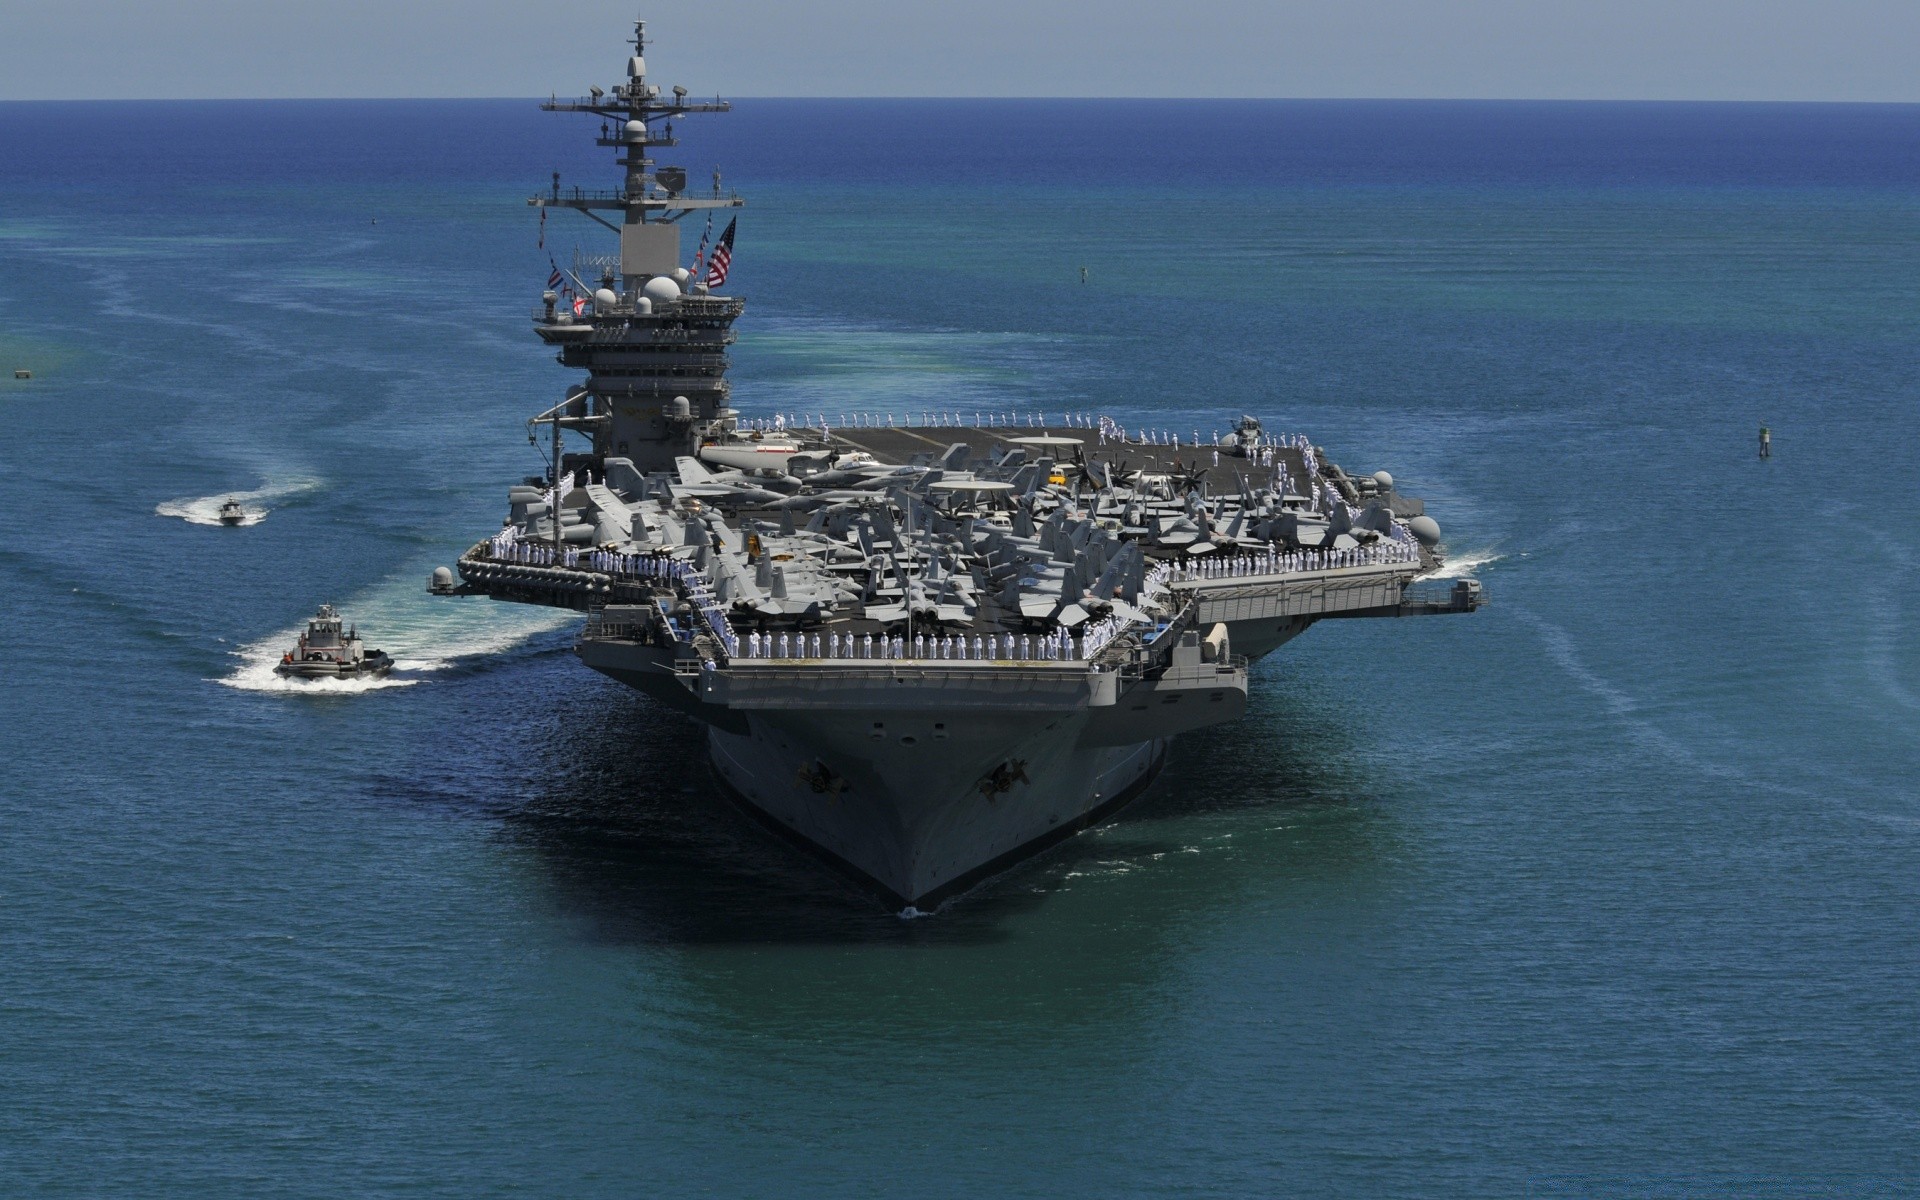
1425;547;1504;580
219;578;576;696
156;475;324;527
221;656;419;694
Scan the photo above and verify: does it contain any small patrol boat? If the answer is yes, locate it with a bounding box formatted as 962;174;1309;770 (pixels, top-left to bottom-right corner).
217;498;246;525
273;605;394;680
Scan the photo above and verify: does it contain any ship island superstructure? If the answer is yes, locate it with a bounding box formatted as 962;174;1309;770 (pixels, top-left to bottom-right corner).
432;19;1483;908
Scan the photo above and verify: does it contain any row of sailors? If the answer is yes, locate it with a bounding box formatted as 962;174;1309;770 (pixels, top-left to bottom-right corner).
737;627;1088;662
487;539;681;578
740;411;1064;434
738;411;1140;434
491;537;560;565
584;409;1318;457
583;548;681;577
487;542;747;606
1170;540;1420;580
495;534;1414;593
1092;426;1318;454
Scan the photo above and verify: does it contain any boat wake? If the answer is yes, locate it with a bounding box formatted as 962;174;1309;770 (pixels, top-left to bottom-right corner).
155;475;324;527
219;582;578;695
1426;547;1504;580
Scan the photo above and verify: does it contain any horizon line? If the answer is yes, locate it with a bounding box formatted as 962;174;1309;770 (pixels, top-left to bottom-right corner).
5;94;1920;106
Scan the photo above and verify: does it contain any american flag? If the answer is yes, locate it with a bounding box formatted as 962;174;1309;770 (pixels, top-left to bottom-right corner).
704;218;736;288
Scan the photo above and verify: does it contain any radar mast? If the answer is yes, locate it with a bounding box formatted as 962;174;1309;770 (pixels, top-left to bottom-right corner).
531;16;744;287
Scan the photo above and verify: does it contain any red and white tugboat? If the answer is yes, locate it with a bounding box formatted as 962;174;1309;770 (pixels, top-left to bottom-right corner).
273;605;394;680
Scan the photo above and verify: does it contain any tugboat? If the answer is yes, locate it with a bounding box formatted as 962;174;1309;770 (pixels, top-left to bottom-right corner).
217;498;246;526
273;605;394;680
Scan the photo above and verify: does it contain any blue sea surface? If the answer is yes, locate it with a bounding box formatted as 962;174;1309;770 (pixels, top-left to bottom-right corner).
2;98;1918;1197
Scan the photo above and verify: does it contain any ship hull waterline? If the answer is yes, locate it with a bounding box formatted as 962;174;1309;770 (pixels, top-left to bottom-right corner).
583;652;1172;907
709;714;1167;909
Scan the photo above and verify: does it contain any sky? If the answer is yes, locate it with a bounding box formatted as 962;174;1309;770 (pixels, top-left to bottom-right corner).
3;0;1918;102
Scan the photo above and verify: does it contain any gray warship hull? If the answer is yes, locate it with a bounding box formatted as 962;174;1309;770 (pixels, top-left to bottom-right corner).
710;721;1165;907
575;636;1233;905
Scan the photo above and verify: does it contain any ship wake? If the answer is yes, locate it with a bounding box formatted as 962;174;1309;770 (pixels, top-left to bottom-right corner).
218;580;577;695
156;475;324;527
1425;547;1504;580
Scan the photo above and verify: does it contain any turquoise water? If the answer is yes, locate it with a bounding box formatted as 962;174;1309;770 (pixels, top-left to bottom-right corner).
3;99;1919;1196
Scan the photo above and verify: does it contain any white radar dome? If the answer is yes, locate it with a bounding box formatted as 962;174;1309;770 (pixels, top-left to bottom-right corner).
629;56;646;78
633;296;653;314
670;267;691;284
1407;515;1441;546
1372;470;1393;491
593;287;618;310
642;276;681;304
624;120;645;139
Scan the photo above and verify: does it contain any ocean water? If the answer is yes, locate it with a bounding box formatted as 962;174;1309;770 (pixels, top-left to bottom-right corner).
3;98;1919;1197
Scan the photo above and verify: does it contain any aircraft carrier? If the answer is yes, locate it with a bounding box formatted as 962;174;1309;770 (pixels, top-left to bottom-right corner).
432;18;1484;909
